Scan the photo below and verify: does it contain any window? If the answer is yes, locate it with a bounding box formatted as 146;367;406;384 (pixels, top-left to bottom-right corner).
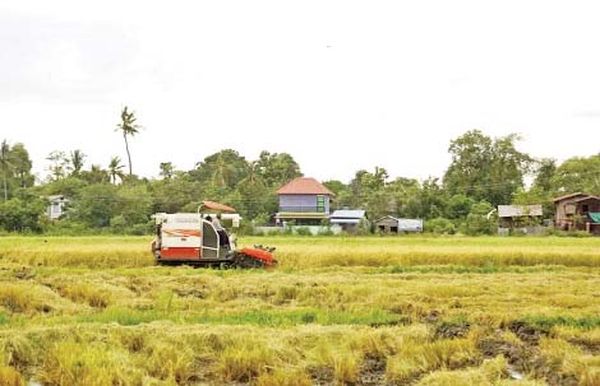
582;204;589;213
316;195;325;212
202;222;219;258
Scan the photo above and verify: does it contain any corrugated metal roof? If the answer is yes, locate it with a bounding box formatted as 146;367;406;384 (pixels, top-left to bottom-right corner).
374;215;400;222
330;210;366;219
277;177;334;195
330;218;361;224
498;205;543;218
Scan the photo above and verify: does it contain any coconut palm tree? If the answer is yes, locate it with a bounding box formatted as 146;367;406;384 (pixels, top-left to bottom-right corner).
212;153;236;189
115;106;141;176
70;149;86;175
0;140;12;201
108;156;125;184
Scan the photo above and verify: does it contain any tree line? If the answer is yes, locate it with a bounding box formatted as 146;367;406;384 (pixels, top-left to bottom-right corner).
0;108;599;234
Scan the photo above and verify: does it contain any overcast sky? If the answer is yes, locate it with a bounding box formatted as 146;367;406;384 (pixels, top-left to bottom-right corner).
1;1;599;183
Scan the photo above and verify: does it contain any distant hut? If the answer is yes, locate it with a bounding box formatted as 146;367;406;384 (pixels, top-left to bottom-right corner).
497;205;543;235
374;216;423;234
329;209;367;232
554;193;600;235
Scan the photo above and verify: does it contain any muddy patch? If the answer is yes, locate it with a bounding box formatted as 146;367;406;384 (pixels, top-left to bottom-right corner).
477;332;531;371
506;320;549;344
357;354;386;385
434;320;470;339
567;338;600;355
307;365;334;385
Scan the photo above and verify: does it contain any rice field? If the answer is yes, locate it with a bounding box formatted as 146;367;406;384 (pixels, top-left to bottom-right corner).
0;235;598;385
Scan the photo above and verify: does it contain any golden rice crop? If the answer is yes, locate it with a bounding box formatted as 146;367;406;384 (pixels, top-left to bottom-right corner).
0;235;597;385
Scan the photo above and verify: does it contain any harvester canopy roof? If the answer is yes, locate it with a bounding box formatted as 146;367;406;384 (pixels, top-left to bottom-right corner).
200;201;236;213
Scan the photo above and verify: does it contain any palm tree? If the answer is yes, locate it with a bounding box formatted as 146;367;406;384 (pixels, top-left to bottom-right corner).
115;106;141;176
159;162;174;179
108;156;125;184
0;140;12;201
212;153;236;188
70;150;86;175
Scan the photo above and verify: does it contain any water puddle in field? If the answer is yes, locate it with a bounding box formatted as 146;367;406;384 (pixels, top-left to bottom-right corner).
507;365;524;380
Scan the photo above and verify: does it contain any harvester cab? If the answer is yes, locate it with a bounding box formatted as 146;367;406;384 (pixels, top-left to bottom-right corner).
151;201;277;268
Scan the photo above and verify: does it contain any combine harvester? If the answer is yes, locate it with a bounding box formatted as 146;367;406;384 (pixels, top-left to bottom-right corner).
151;201;277;268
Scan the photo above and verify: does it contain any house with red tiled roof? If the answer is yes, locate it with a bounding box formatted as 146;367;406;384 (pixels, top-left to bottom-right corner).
275;177;334;226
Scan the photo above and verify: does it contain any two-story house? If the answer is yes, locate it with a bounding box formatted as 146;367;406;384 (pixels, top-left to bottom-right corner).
275;177;334;226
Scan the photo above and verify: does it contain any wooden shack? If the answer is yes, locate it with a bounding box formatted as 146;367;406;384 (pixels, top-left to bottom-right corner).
374;216;423;234
554;192;600;235
497;205;543;235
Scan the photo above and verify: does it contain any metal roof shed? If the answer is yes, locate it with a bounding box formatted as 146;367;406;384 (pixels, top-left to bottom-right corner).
330;210;366;224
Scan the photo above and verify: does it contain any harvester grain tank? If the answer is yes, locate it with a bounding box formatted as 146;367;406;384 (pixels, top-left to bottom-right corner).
151;201;277;268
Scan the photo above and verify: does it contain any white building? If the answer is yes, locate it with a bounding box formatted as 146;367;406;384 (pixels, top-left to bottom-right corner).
47;195;68;220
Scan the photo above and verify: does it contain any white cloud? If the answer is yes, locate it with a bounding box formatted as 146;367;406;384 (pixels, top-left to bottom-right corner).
1;0;599;183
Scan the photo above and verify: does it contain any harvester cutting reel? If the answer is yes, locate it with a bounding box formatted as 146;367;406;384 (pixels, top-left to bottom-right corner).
231;245;278;269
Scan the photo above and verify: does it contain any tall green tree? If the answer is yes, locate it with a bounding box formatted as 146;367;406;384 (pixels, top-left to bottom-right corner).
150;174;203;214
116;106;141;177
444;130;532;206
159;162;174;179
192;149;249;191
70;184;118;227
532;158;557;193
46;151;69;181
80;165;110;185
237;162;275;219
551;155;600;195
9;143;33;188
340;167;395;218
0;140;11;201
255;151;302;188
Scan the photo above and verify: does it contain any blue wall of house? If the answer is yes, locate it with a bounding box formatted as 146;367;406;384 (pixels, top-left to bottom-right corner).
279;195;330;213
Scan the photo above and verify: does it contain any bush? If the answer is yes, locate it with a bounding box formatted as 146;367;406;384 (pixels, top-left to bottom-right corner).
110;215;127;233
317;227;334;236
548;229;593;238
463;201;496;236
126;222;152;236
45;220;93;236
253;213;271;226
426;218;456;235
295;227;312;236
0;196;46;233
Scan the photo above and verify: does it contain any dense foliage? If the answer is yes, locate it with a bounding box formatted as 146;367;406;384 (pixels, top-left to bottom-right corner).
0;129;598;234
